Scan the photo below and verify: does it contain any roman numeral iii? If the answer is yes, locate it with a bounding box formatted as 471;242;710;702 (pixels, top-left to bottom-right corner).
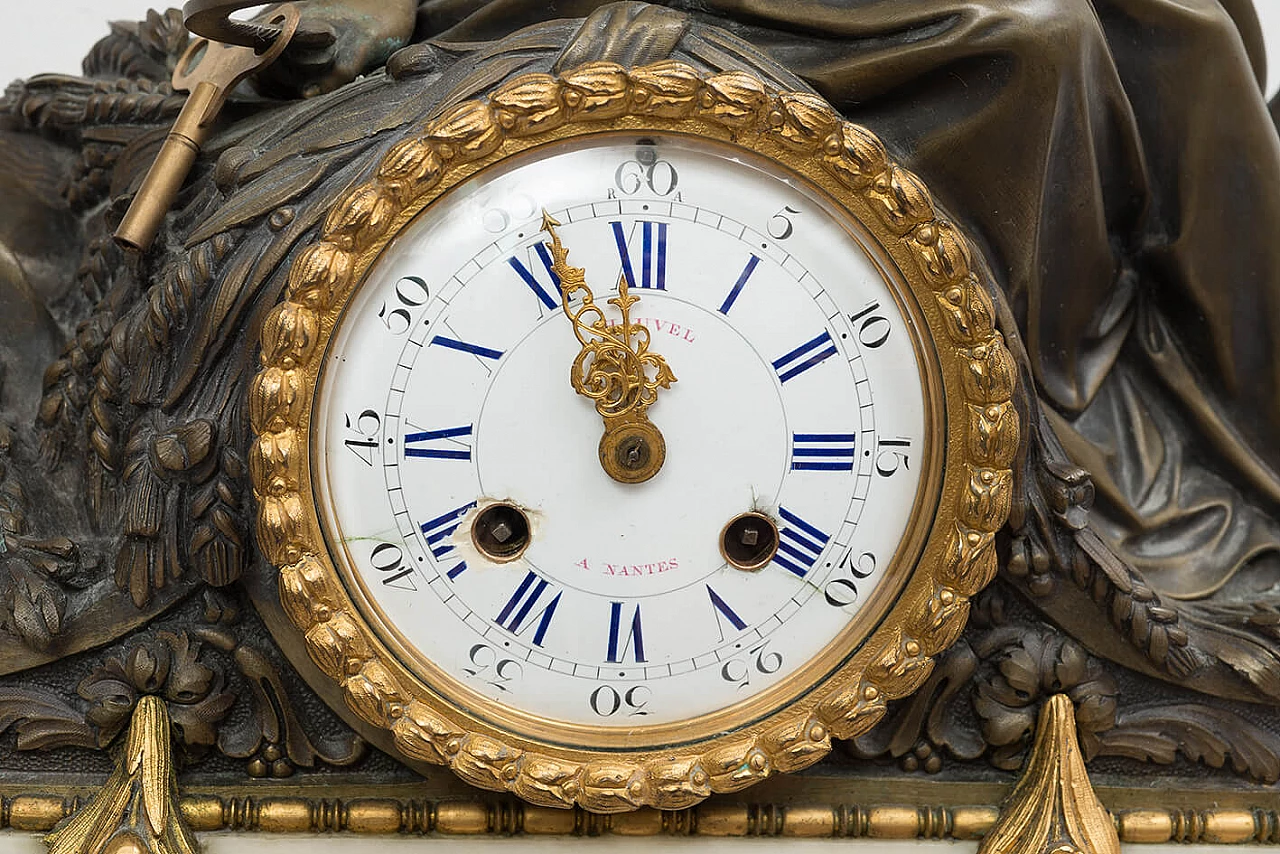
791;432;856;471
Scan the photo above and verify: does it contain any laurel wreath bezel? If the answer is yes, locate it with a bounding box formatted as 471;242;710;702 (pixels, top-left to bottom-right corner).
250;60;1018;813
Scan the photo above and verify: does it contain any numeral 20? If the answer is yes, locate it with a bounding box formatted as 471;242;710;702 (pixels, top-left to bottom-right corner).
823;549;876;609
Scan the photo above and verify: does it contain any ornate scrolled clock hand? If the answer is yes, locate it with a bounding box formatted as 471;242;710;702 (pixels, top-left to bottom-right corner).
540;210;677;483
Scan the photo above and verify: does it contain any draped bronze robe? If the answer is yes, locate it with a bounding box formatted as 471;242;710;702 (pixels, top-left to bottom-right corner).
400;0;1280;600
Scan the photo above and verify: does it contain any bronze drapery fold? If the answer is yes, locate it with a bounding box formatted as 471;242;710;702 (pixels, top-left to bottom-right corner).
412;0;1280;600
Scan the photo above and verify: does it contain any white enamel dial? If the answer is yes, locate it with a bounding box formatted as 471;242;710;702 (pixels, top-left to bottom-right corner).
315;134;931;739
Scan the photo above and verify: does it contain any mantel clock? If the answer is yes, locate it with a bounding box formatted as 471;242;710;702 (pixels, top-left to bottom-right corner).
249;61;1014;811
3;0;1280;851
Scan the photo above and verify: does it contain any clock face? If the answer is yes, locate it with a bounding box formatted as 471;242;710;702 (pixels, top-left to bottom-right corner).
312;133;936;744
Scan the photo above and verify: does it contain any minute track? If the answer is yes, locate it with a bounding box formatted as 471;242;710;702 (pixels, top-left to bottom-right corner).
322;135;925;731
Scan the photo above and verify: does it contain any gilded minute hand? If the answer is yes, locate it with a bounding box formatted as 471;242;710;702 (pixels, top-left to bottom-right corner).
540;210;676;484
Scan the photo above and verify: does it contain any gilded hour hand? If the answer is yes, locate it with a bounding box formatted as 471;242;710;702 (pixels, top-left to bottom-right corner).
540;211;676;484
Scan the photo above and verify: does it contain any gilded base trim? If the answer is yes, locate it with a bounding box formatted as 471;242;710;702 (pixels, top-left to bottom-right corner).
0;791;1276;844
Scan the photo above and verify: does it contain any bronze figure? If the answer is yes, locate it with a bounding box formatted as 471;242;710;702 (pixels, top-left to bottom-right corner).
1;0;1280;844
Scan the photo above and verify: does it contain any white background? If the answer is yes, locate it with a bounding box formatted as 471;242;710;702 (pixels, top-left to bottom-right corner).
2;2;1280;97
2;2;1280;852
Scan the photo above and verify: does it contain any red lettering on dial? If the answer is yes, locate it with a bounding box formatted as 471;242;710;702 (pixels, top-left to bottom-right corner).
574;558;682;576
636;317;695;343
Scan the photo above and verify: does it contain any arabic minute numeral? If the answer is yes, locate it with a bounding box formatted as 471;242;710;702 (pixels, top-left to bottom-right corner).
848;301;892;349
343;409;381;466
613;158;679;196
369;542;416;591
463;643;523;692
875;438;912;477
480;194;536;233
590;684;652;717
767;205;800;240
824;549;876;608
378;275;430;335
720;641;784;690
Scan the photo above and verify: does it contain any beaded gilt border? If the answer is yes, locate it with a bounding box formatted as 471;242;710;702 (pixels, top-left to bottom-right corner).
249;60;1018;812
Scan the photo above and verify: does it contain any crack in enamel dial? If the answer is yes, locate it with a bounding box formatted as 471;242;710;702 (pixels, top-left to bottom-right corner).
251;62;1018;812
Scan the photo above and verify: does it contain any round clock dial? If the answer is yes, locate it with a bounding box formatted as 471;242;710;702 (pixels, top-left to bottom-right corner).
254;62;1016;809
314;134;935;742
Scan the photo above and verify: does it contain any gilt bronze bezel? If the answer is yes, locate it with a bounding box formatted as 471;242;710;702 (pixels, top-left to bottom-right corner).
249;60;1018;812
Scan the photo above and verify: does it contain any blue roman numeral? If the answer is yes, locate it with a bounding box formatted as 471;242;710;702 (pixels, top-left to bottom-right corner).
496;571;562;646
611;220;667;290
606;602;646;663
508;243;561;311
773;331;838;383
404;424;472;461
772;507;831;578
419;501;476;580
706;585;747;642
791;433;856;471
718;254;760;314
430;335;504;361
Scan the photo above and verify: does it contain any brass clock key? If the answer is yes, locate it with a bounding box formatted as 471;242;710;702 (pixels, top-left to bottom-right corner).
113;5;301;252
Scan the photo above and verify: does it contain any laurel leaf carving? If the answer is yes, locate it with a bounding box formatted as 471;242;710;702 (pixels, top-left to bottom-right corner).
772;91;841;149
935;276;997;344
909;220;973;288
960;337;1018;404
560;62;630;119
343;661;406;727
512;755;582;808
491;73;566;135
580;762;646;812
698;71;767;127
823;123;890;191
453;735;523;792
867;165;934;235
968;402;1020;468
644;758;710;809
627;60;701;118
305;612;370;681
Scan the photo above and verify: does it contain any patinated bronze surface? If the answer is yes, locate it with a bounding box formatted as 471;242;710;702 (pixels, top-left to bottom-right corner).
1;0;1279;838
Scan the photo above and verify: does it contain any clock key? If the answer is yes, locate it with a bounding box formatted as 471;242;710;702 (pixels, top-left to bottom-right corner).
113;4;301;252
